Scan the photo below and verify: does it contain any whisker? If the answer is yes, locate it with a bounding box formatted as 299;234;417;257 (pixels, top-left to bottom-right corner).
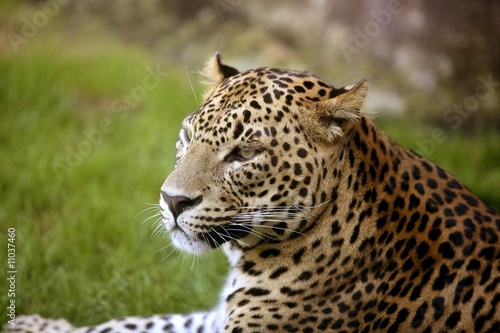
236;218;288;223
229;229;271;243
217;227;245;242
156;242;174;254
225;225;274;242
218;227;253;246
190;250;198;271
144;202;161;206
235;215;306;224
135;205;160;219
237;223;304;236
160;245;178;262
206;228;222;248
292;201;330;215
202;232;211;249
209;225;257;248
173;102;191;111
215;226;239;244
239;201;331;212
151;219;166;239
142;213;162;225
183;57;199;104
235;202;331;221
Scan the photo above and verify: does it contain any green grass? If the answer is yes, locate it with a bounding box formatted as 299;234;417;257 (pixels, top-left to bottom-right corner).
0;6;499;329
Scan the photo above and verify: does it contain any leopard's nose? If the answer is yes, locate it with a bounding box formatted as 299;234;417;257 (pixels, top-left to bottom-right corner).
161;190;203;221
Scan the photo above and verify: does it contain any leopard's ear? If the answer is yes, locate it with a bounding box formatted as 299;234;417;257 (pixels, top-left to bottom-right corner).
200;52;239;88
304;79;368;143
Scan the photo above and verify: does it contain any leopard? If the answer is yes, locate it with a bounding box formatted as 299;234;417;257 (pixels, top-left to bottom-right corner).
7;53;500;333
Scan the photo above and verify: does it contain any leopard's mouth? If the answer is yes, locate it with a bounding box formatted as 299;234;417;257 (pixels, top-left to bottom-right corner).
159;197;307;251
161;210;258;252
195;224;251;249
159;205;244;252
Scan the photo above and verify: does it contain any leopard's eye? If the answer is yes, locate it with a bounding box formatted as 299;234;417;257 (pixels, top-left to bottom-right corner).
237;147;257;160
184;128;193;143
225;146;261;162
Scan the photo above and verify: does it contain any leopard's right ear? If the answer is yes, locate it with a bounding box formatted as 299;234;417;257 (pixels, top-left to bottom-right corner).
200;52;239;88
303;79;368;143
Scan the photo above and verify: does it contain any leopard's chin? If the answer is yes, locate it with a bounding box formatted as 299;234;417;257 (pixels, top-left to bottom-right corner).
169;227;212;254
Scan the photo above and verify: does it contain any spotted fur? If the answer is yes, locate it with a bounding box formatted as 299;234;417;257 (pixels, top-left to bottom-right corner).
8;53;500;333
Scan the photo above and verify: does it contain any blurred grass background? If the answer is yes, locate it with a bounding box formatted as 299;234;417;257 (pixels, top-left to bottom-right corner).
0;0;499;328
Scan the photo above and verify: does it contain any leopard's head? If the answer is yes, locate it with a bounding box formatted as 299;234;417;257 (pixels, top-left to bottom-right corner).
160;53;368;254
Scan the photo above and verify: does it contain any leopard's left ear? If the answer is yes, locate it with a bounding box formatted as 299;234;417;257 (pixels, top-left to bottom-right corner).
200;52;239;88
305;79;368;142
